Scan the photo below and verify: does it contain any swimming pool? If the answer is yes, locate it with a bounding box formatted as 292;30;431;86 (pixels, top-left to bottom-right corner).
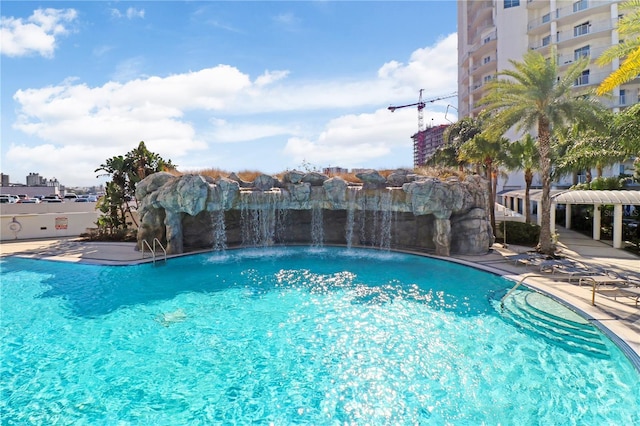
1;247;639;424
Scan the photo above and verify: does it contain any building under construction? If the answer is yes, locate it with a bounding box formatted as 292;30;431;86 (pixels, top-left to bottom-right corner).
412;124;449;168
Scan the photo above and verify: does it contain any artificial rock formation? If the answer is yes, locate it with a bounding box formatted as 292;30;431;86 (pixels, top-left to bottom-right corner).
136;169;494;256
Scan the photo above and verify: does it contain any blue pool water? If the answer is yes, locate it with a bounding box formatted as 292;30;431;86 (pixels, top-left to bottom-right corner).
1;247;639;424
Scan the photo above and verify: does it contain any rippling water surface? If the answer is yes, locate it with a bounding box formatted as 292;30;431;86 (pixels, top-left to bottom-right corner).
1;247;638;424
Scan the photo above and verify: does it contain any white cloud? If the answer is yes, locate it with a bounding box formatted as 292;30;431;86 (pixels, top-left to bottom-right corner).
0;8;77;58
378;33;458;93
208;119;296;143
110;7;145;20
5;33;458;185
126;8;145;20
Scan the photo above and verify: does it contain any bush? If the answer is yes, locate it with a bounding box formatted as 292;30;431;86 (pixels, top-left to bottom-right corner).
495;221;540;245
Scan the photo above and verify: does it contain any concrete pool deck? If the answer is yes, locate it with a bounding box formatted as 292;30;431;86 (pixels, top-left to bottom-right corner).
1;227;638;360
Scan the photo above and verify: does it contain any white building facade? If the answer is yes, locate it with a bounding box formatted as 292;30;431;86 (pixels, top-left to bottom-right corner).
458;0;639;191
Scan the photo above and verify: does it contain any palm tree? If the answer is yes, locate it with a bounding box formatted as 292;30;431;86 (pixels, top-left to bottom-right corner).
95;141;175;234
614;102;640;155
504;134;540;224
458;133;509;232
480;50;605;254
596;0;640;95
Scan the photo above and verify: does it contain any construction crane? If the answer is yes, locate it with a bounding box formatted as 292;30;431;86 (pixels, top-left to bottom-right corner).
388;90;457;167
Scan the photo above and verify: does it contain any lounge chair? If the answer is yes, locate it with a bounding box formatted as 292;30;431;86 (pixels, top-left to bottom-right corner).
580;273;640;306
539;259;603;282
505;252;546;268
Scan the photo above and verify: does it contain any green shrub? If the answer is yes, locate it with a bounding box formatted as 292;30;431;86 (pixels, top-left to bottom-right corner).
495;221;540;245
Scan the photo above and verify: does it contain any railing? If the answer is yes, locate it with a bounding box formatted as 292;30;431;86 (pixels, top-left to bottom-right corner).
500;273;540;309
141;238;167;264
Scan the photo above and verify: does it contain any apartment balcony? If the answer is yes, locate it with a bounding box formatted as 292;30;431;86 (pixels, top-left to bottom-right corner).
555;0;614;25
469;3;493;30
526;0;550;10
528;18;552;35
469;0;493;16
571;69;611;89
556;45;609;67
469;19;496;41
471;57;497;77
470;31;497;56
600;87;640;109
556;19;615;47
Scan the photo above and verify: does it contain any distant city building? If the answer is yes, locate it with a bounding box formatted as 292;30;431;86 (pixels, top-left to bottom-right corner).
0;173;9;186
413;124;450;167
26;172;47;186
323;167;349;175
350;168;370;174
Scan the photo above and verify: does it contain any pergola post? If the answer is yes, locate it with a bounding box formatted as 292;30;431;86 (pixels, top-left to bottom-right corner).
613;204;623;249
550;202;556;236
593;204;601;240
565;204;572;229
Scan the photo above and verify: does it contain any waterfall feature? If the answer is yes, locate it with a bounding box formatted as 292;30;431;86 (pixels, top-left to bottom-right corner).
240;190;280;247
378;190;393;250
345;187;358;249
311;205;324;247
136;171;493;257
212;209;227;251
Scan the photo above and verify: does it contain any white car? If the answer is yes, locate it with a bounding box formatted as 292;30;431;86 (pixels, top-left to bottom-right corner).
0;194;19;203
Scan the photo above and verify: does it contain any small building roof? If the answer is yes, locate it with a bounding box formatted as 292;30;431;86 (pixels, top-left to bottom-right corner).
500;189;640;205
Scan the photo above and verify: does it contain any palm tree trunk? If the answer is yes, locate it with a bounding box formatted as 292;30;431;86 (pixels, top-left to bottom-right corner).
524;168;533;224
487;164;496;233
537;120;554;254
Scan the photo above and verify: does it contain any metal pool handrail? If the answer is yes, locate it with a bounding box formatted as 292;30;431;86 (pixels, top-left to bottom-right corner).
500;274;540;309
141;238;167;264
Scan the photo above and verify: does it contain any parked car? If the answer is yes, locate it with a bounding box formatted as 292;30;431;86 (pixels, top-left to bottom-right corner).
42;195;63;203
0;194;19;203
0;195;14;204
64;193;78;201
75;197;89;202
17;197;40;203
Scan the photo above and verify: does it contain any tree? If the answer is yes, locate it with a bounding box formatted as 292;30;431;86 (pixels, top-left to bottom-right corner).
95;141;175;238
480;50;605;254
427;116;483;169
555;109;628;183
596;0;640;95
504;134;540;224
614;102;640;155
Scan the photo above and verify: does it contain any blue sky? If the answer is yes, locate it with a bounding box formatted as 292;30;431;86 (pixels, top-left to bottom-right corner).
1;1;458;187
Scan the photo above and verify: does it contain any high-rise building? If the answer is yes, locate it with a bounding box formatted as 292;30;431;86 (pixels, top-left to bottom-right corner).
413;124;450;167
457;0;638;188
458;0;638;118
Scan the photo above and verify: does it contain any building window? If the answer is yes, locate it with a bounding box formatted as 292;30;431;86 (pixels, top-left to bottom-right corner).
619;89;626;105
542;13;551;23
484;56;491;64
542;35;551;46
573;0;588;13
504;0;520;9
574;22;589;37
575;70;590;86
574;45;590;60
484;75;494;84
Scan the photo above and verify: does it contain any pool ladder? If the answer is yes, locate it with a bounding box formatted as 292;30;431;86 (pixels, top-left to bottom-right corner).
500;274;539;309
141;238;167;264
